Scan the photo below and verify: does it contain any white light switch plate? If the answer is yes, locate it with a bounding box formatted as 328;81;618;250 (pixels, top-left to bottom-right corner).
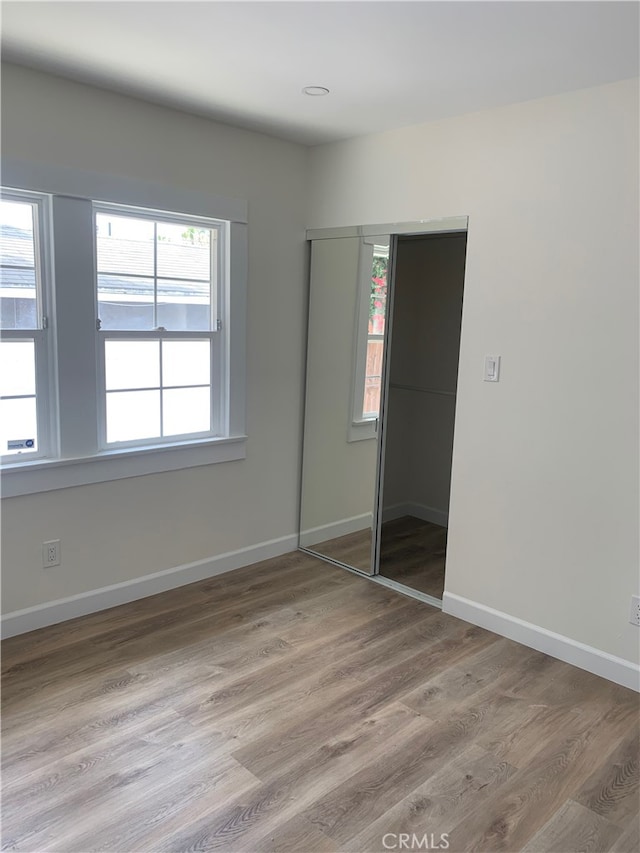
484;355;501;382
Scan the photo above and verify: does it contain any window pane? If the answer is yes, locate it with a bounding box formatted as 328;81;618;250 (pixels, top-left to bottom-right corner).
0;200;35;267
0;269;38;329
98;274;155;330
156;222;211;280
96;214;154;276
106;390;160;443
105;340;160;391
157;280;212;331
162;387;210;436
0;340;36;397
162;340;210;387
0;397;37;455
1;201;39;330
95;214;216;331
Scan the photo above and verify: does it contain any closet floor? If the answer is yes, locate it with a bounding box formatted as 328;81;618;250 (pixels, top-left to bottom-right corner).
379;515;447;599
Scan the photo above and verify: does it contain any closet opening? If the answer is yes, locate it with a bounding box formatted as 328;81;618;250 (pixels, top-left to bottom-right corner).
298;216;468;608
375;231;467;603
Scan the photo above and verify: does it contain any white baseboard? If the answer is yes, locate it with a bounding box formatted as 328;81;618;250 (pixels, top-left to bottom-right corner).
382;502;448;527
443;592;640;693
299;513;372;548
1;533;298;639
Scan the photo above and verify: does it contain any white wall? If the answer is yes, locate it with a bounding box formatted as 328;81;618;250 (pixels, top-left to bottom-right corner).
0;64;308;614
308;78;640;665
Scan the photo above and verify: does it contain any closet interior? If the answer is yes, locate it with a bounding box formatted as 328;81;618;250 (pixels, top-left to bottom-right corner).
378;232;467;600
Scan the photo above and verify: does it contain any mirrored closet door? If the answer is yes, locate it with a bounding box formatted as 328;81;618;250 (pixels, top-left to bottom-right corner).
299;234;390;574
299;218;468;603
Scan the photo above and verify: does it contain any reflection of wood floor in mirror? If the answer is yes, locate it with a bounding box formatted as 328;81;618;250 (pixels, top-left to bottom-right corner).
379;516;447;600
304;528;373;573
303;516;446;600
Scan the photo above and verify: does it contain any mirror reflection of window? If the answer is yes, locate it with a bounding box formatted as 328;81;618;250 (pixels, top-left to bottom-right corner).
363;244;389;418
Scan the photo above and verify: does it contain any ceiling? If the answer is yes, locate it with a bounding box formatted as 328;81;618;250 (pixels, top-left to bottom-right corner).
2;1;638;146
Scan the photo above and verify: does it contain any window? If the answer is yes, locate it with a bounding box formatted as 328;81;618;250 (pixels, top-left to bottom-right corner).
0;191;52;462
0;162;247;497
95;206;222;447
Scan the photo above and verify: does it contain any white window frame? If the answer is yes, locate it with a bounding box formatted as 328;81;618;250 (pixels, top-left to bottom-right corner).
0;188;57;465
93;202;226;449
0;159;247;497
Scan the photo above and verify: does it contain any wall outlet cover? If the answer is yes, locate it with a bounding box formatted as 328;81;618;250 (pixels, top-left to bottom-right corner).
43;539;61;568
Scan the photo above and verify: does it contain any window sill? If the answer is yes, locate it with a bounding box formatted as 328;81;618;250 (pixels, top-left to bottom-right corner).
347;419;377;443
0;435;247;497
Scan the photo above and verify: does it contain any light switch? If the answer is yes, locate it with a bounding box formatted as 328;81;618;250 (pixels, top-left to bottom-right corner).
484;355;501;382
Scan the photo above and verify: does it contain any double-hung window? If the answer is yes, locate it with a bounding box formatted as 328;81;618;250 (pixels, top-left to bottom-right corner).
0;190;53;462
0;162;247;497
95;206;223;447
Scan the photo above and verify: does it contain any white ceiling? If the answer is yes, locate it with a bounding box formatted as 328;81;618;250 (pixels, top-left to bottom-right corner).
2;1;638;146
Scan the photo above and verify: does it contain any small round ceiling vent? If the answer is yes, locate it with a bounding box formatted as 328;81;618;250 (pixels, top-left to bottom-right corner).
302;86;330;96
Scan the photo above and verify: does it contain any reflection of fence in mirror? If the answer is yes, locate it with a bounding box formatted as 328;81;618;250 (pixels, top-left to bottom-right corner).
299;236;381;574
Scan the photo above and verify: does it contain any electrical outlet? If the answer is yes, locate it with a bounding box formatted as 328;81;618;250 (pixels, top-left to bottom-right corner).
629;595;640;627
42;539;61;568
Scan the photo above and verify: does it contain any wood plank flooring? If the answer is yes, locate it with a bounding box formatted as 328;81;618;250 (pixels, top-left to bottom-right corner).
2;551;638;852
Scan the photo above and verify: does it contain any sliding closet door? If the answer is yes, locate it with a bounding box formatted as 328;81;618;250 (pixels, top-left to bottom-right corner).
299;236;391;574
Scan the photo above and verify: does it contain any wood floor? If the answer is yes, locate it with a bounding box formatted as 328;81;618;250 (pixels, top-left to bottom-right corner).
2;551;638;853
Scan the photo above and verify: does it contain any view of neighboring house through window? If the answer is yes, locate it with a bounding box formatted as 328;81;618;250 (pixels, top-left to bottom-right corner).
0;194;49;459
95;208;221;446
96;213;216;331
